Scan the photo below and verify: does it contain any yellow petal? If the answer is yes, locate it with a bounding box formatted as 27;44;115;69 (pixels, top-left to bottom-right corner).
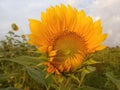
96;46;107;51
49;50;58;57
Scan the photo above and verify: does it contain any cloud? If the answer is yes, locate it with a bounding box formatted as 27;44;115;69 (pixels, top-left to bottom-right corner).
0;0;120;46
87;0;120;46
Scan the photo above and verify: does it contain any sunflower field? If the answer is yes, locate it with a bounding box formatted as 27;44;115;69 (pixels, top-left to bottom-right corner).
0;4;120;90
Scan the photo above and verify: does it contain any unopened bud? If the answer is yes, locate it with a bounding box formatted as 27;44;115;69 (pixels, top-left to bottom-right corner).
11;23;19;31
21;35;26;39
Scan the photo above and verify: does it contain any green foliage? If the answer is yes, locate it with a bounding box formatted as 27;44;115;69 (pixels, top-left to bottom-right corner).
0;30;43;90
106;72;120;90
0;56;46;90
0;28;120;90
0;74;16;83
84;47;120;90
75;86;101;90
0;30;40;58
26;67;46;85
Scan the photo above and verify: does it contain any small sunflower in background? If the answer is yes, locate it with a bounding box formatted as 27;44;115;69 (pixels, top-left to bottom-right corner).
21;35;26;39
11;23;19;31
28;4;107;74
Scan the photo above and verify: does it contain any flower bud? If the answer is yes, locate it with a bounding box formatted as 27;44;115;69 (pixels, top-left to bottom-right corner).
11;23;19;31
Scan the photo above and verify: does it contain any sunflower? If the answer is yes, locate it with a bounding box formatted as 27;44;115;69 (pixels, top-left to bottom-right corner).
28;4;107;74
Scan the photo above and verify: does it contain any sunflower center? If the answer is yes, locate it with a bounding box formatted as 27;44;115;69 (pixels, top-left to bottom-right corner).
63;49;71;56
53;32;86;57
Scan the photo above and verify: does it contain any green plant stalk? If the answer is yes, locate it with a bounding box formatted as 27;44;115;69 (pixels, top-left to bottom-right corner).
65;78;70;88
78;72;86;87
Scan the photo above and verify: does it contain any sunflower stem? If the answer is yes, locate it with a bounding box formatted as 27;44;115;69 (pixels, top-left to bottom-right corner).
65;78;70;88
78;72;86;87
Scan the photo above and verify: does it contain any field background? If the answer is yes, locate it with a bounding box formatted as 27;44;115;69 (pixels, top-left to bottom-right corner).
0;31;120;90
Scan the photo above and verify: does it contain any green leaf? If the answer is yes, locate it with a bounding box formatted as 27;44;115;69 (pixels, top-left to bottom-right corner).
0;87;22;90
83;59;101;65
81;66;96;74
26;67;46;85
86;66;96;72
75;86;101;90
26;67;53;87
67;74;80;82
0;53;4;58
106;72;120;90
49;84;59;90
1;56;41;66
26;67;53;88
0;73;16;83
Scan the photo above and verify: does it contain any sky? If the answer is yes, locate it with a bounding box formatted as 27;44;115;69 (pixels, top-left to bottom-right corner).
0;0;120;46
